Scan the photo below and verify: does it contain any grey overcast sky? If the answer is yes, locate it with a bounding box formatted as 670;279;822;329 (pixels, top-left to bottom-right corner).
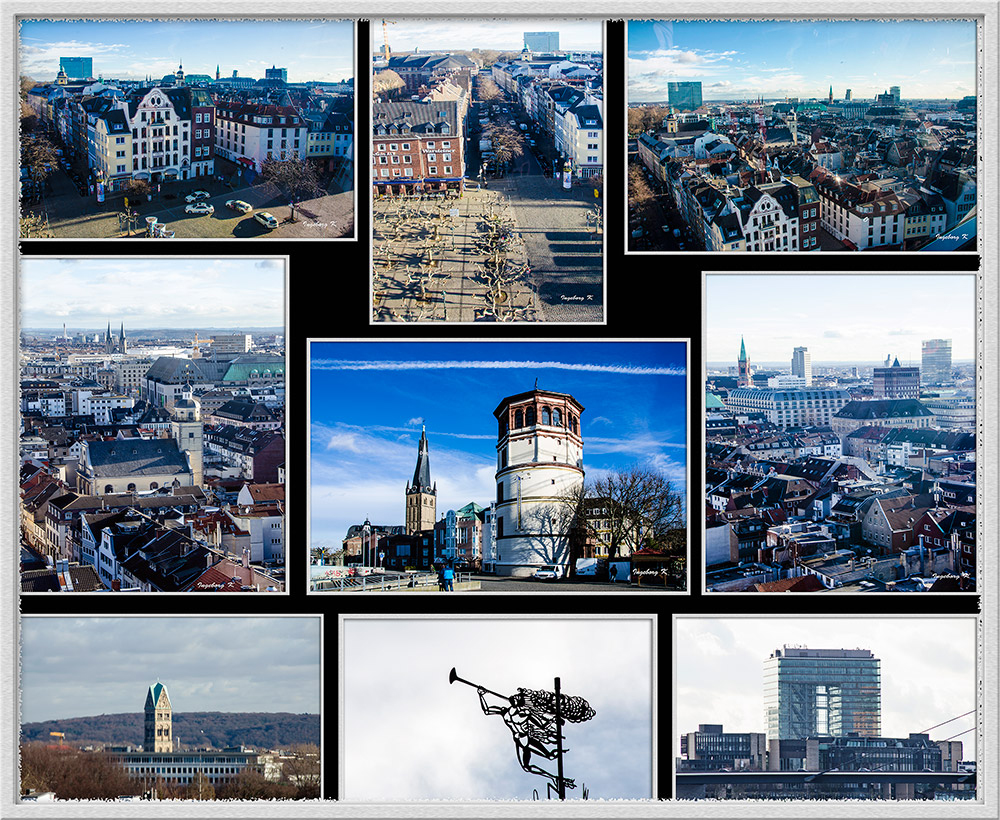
20;617;321;724
20;257;286;330
676;617;978;761
377;18;603;53
706;273;976;365
343;617;653;801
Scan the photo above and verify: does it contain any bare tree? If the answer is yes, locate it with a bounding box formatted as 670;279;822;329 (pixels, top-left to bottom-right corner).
373;69;405;99
628;163;654;210
627;105;670;136
21;133;59;184
483;123;524;176
570;464;685;561
478;77;502;102
19;743;135;800
259;156;324;221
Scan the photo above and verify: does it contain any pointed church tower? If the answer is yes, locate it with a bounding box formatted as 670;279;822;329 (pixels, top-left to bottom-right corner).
119;322;127;355
144;681;172;753
738;337;753;387
405;426;436;535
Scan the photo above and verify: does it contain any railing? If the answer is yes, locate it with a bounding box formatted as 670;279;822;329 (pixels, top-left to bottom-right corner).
314;571;471;592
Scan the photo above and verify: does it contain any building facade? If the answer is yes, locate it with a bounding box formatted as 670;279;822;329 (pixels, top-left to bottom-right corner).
144;681;172;753
764;646;881;741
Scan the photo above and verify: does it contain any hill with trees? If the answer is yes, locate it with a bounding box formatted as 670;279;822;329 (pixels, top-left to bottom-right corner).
22;712;319;751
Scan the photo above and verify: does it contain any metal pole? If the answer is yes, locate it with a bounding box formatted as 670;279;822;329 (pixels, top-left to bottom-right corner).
554;676;565;800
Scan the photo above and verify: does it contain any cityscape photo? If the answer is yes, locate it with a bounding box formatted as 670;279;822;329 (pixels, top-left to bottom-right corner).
19;257;287;593
628;19;977;252
372;19;604;322
675;616;977;800
19;18;355;239
310;340;687;592
705;273;976;593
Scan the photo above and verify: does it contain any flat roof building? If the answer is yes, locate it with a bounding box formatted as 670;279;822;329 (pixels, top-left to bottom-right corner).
764;646;881;741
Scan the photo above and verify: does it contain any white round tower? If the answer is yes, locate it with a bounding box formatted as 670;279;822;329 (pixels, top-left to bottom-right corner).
493;388;584;577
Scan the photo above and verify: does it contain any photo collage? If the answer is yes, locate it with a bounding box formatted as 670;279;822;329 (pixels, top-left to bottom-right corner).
5;8;995;818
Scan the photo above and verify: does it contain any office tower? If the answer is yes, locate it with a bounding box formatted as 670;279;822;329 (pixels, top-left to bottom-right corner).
921;338;953;385
791;346;812;386
523;31;560;52
889;85;901;103
667;81;703;111
873;357;920;399
764;646;881;741
59;56;93;80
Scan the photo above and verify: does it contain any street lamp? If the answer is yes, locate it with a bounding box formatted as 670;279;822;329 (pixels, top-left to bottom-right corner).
362;521;371;569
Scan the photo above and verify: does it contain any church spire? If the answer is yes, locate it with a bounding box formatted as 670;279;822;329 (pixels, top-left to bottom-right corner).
411;425;433;492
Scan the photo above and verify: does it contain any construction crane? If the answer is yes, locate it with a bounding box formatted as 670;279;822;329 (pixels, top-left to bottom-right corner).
49;731;65;746
381;20;395;60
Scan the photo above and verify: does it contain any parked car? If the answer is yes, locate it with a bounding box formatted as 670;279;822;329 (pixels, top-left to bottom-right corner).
533;565;564;581
225;199;252;213
184;202;214;215
184;190;210;203
254;211;279;229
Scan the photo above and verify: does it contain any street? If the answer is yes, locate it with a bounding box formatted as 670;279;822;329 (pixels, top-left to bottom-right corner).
27;159;354;239
469;100;604;322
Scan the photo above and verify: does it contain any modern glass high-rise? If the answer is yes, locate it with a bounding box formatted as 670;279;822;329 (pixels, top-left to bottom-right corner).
59;56;93;80
764;646;881;740
667;81;703;111
524;31;560;52
921;338;953;385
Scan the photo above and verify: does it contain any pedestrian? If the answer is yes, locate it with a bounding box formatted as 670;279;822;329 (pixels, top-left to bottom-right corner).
443;565;455;592
437;567;445;592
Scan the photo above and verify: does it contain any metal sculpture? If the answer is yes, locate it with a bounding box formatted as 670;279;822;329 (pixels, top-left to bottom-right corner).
449;667;595;799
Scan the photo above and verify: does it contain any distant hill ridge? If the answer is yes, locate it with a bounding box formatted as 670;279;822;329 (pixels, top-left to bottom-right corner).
22;712;319;750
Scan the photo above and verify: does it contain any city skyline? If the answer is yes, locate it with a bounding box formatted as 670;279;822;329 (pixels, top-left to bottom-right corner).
343;617;652;800
676;617;977;761
628;19;976;103
19;18;355;84
20;617;321;724
20;257;286;330
375;18;603;54
309;340;687;547
706;273;976;364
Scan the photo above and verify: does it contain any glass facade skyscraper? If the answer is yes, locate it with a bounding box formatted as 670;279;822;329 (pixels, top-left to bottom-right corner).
921;338;953;385
764;646;881;740
59;56;93;80
667;81;703;111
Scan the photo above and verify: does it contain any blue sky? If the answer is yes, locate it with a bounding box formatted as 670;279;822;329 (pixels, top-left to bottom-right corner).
19;18;354;84
628;19;976;102
310;340;687;546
